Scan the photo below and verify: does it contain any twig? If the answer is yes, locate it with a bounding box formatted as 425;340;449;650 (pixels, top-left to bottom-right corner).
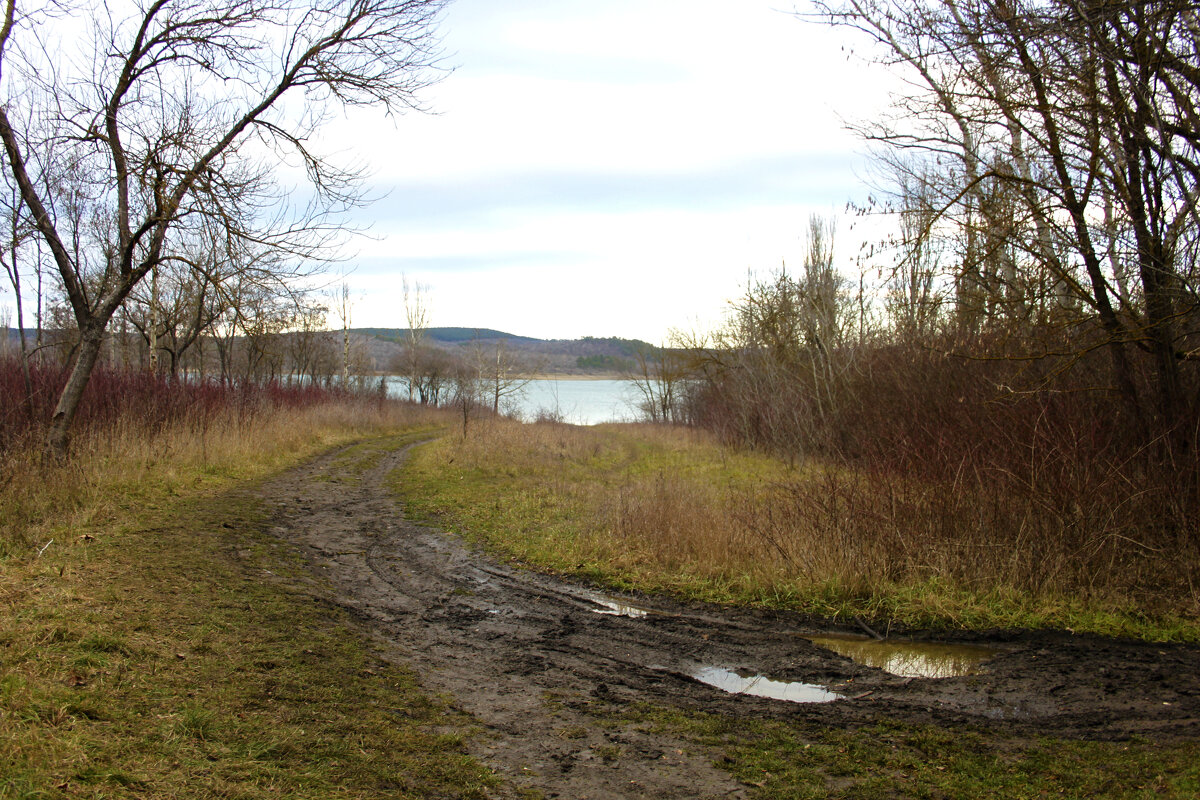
854;615;885;640
36;539;54;558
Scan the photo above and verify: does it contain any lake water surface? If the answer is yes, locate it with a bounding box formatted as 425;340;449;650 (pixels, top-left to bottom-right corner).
384;377;638;426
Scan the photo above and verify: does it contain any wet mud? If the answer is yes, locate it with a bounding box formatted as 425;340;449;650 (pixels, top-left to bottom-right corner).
259;441;1200;799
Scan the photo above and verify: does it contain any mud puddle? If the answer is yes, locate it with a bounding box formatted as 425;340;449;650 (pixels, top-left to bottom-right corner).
806;633;999;678
258;439;1200;799
692;666;841;703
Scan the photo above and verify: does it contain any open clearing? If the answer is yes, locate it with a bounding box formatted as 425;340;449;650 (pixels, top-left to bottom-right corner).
261;437;1200;799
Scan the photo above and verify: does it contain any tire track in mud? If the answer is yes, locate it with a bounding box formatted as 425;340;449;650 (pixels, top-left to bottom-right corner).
259;439;1200;799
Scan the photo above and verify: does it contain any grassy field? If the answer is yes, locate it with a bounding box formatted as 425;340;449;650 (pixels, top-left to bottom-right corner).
587;700;1200;800
1;398;500;799
393;417;1200;797
397;418;1200;642
4;394;1198;799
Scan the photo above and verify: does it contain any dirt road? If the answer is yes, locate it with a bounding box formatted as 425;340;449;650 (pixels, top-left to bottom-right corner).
258;439;1200;799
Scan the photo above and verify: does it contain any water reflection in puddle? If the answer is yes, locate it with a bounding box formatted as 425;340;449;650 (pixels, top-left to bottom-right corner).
583;592;650;618
806;633;997;678
692;666;841;703
592;600;649;618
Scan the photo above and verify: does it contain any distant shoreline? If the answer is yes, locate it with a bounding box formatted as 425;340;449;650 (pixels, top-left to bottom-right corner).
525;373;629;381
372;372;629;381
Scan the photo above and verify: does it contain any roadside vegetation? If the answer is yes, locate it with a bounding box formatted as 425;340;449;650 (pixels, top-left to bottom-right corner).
605;0;1200;643
1;357;407;557
0;362;499;799
398;418;1200;642
593;700;1200;800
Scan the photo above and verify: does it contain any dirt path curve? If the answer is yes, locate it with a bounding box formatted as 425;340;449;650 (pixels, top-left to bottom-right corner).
258;439;1200;799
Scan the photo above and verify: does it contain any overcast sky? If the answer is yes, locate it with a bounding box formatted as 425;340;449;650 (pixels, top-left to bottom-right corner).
315;0;896;342
0;1;890;343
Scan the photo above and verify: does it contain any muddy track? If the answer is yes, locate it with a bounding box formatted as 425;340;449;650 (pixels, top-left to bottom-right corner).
259;440;1200;799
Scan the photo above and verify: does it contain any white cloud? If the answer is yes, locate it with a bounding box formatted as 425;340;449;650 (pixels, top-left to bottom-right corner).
319;0;896;340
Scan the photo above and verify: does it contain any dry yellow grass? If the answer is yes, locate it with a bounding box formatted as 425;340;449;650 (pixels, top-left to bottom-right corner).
1;398;450;559
0;402;494;799
401;418;1200;640
403;418;795;591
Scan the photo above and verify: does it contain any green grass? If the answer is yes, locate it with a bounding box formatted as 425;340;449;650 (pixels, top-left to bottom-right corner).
394;420;1200;642
1;430;495;800
594;701;1200;799
5;416;1197;799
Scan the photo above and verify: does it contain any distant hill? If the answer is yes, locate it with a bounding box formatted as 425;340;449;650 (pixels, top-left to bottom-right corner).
350;328;654;375
352;327;539;344
2;325;652;376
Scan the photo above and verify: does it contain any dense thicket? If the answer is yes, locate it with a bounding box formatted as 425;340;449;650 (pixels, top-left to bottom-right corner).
808;0;1200;444
0;355;356;455
655;0;1200;605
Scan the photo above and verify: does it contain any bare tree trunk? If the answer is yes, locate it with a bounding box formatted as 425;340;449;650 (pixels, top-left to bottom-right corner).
493;348;501;414
35;240;42;354
342;328;350;387
337;281;352;388
403;274;430;402
148;266;160;373
46;326;105;459
8;240;34;420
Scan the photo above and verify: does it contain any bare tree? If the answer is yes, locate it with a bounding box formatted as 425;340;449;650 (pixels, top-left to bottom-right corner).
121;257;224;379
886;170;945;341
813;0;1200;443
0;0;448;457
798;214;851;423
333;280;353;388
474;337;533;415
0;179;33;417
673;215;861;460
401;273;430;401
286;299;335;385
390;343;451;404
629;343;688;424
449;352;482;439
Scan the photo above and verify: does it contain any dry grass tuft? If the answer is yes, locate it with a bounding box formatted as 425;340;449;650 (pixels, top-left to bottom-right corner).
401;417;1200;640
1;390;447;559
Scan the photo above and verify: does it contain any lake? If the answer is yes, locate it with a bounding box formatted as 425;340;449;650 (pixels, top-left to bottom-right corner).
384;377;640;425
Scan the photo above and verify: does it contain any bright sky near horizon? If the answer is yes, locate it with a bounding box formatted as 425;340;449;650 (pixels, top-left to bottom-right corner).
329;0;894;342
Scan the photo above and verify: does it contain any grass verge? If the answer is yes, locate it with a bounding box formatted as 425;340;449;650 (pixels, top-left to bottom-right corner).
587;699;1200;800
396;419;1200;642
2;409;497;799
